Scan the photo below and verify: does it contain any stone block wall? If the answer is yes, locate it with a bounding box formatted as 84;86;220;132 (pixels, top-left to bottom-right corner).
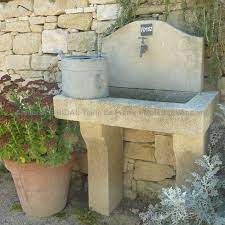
123;128;176;199
74;128;177;199
0;0;120;81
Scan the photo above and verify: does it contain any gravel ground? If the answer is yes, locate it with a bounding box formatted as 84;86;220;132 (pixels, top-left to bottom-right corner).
0;172;141;225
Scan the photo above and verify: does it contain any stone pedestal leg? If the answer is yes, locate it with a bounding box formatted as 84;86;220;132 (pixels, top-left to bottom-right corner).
80;122;123;216
173;133;206;185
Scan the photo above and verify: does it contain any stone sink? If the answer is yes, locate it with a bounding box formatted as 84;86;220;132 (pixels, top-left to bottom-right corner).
54;20;219;216
54;90;217;136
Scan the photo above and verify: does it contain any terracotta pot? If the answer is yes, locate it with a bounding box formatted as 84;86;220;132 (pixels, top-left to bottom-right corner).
4;153;76;218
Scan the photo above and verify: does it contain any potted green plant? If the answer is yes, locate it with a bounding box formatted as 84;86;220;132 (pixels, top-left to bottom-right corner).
0;74;82;217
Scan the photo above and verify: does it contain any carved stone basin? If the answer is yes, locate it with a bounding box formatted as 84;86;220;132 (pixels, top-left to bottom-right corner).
109;87;197;103
54;20;219;216
54;91;217;138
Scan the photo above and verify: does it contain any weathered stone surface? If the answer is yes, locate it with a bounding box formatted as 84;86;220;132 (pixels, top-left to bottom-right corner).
6;18;18;23
42;29;68;53
29;16;45;25
136;2;183;16
137;179;175;197
44;23;57;30
0;0;32;20
80;122;123;216
123;128;155;143
30;24;43;33
124;142;155;162
46;16;58;23
58;13;92;30
0;22;6;31
167;10;185;30
6;55;30;70
90;0;117;4
136;4;165;15
0;33;12;51
18;16;29;21
34;0;76;16
17;70;43;78
65;8;84;14
13;33;41;54
97;4;120;21
91;19;97;31
31;55;57;70
67;31;96;52
155;135;176;167
0;52;6;70
96;21;114;34
173;133;206;184
5;21;30;32
75;0;89;7
84;7;96;13
13;0;33;11
134;161;175;182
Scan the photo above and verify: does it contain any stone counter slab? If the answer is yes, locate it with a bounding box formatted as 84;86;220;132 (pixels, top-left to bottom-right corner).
54;91;218;135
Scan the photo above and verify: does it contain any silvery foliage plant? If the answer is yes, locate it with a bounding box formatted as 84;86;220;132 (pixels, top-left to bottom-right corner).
214;104;225;127
139;155;225;225
208;104;225;162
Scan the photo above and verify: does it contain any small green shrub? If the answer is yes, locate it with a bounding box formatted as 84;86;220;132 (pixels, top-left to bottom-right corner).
139;155;225;225
54;211;67;218
208;104;225;175
0;75;84;166
10;202;22;212
74;207;99;225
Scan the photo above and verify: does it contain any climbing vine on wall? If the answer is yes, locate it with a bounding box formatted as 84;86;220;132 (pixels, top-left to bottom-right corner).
104;0;140;36
164;0;225;83
183;0;225;83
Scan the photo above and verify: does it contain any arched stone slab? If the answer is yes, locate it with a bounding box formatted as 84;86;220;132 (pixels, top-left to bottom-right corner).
102;20;204;92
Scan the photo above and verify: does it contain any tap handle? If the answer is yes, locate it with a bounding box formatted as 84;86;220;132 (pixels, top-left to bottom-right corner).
138;37;147;44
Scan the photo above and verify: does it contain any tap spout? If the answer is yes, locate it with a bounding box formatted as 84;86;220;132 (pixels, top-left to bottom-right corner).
139;37;148;57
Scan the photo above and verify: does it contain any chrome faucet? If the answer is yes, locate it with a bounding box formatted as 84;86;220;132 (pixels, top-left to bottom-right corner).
139;37;148;58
